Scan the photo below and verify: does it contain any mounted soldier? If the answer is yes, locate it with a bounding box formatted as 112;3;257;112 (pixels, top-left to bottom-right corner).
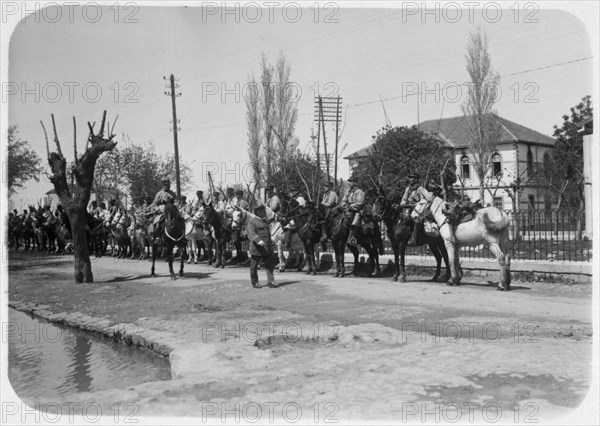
212;191;225;214
178;195;191;215
191;190;205;213
148;178;178;231
401;172;434;246
319;181;339;243
234;189;249;210
265;185;280;215
341;175;365;233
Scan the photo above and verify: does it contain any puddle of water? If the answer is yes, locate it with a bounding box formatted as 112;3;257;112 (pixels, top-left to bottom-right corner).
8;308;171;401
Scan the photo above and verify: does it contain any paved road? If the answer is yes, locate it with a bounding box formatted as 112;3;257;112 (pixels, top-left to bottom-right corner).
7;251;596;423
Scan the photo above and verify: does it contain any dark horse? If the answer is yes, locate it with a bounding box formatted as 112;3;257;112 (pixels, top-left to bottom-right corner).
372;195;450;283
201;201;231;269
285;199;321;275
324;203;382;278
151;203;187;280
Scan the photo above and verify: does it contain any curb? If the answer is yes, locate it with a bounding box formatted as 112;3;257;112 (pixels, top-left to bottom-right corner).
8;301;175;357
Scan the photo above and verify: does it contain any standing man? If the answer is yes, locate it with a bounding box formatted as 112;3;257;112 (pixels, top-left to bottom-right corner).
246;203;277;289
341;175;365;232
319;181;339;243
401;172;433;246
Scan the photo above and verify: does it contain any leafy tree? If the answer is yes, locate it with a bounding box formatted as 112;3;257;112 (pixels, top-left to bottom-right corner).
352;125;456;198
93;138;193;207
7;125;42;193
461;28;502;203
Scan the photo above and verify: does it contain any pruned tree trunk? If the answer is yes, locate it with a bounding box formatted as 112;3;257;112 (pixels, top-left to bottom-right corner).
42;111;118;283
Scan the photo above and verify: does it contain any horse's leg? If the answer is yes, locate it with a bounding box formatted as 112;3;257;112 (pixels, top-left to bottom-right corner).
151;240;157;277
428;240;442;282
277;240;286;272
488;241;509;291
347;244;360;276
167;243;176;280
179;242;185;276
391;239;399;281
399;241;407;282
309;240;317;276
444;241;460;286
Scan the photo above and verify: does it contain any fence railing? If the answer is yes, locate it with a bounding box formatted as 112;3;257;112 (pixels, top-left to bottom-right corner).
227;209;591;263
380;208;591;263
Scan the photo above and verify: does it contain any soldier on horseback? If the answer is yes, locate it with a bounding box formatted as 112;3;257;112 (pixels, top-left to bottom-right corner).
319;181;339;243
402;172;433;246
148;178;178;232
341;175;365;234
265;185;280;215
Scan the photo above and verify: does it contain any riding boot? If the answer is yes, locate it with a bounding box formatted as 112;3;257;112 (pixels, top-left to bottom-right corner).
320;224;328;243
407;222;419;246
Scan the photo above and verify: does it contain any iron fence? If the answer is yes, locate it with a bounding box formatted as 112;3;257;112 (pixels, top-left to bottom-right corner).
378;208;591;263
227;209;591;263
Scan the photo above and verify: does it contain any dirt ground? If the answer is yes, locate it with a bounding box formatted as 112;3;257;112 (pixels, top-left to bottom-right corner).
5;250;597;424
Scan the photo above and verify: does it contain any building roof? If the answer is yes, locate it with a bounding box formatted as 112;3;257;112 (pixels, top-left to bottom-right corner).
344;115;555;159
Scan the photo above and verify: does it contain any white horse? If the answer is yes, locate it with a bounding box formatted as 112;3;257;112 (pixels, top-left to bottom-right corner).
416;194;511;290
184;207;205;264
232;206;289;272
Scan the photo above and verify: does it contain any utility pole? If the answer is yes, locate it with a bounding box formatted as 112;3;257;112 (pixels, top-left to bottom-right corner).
164;74;182;199
314;95;342;184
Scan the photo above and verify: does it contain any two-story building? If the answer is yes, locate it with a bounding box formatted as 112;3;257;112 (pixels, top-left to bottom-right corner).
345;115;555;210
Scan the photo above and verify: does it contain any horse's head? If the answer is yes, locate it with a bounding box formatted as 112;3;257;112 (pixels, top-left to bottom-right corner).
231;209;245;230
371;196;393;222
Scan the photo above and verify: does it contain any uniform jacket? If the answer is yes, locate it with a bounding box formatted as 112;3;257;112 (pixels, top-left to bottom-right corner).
341;187;365;211
321;190;339;208
400;185;432;206
266;195;280;212
151;189;177;207
246;215;274;257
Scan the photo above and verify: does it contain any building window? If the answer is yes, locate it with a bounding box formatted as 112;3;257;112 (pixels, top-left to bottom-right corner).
460;155;470;180
528;195;535;209
494;197;503;209
491;152;502;176
527;147;534;175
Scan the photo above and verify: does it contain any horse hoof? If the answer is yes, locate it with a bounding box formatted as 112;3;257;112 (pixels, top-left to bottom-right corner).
171;276;177;281
399;276;406;283
194;261;198;264
311;271;316;276
220;265;225;269
179;272;184;277
334;272;339;278
151;273;156;278
391;276;398;282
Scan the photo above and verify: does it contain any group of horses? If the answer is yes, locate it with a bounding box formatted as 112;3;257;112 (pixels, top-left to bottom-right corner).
8;187;512;290
8;208;72;254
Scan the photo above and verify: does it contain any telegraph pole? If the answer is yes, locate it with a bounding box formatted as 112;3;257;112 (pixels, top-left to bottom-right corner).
314;95;342;184
164;74;182;199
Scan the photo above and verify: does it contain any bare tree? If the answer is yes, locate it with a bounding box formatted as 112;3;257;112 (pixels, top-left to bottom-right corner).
42;111;118;283
260;53;276;183
461;28;502;203
246;74;262;197
273;52;299;172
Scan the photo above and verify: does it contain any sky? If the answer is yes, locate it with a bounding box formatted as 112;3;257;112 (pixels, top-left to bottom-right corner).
3;1;598;210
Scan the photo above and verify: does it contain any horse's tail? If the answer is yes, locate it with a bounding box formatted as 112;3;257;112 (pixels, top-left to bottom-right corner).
481;209;509;234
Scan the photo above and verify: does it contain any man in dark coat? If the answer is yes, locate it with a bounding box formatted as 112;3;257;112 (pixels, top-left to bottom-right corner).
246;203;277;289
